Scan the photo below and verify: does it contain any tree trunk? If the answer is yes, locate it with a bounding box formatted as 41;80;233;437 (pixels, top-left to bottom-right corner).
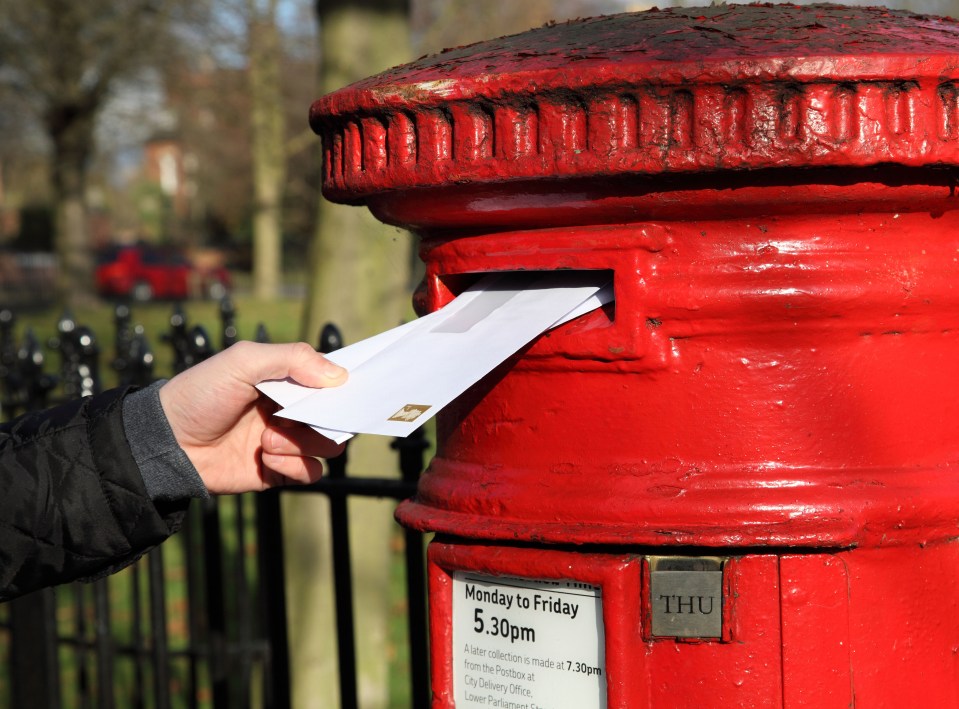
47;102;97;304
301;0;414;345
248;0;286;301
285;3;413;709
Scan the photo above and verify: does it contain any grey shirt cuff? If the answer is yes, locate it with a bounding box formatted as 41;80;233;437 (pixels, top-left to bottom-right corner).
122;380;210;501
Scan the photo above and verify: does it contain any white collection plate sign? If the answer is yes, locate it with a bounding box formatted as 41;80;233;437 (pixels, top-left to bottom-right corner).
452;571;606;709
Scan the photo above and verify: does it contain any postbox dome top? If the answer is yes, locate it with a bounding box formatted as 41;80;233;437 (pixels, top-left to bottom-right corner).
312;3;959;203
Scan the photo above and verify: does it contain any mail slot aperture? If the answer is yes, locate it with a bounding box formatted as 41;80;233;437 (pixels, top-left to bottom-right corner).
437;270;615;322
417;221;671;367
432;269;626;366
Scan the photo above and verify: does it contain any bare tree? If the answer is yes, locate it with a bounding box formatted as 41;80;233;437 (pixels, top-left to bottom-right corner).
248;0;286;300
285;3;413;708
0;0;198;302
301;0;413;346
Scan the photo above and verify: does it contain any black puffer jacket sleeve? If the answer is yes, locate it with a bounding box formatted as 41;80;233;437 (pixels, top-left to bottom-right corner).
0;387;188;601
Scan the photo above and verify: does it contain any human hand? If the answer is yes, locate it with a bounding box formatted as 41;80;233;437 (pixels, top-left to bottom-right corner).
158;341;348;494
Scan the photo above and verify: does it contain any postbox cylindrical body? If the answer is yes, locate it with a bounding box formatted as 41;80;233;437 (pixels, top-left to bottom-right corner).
312;6;959;707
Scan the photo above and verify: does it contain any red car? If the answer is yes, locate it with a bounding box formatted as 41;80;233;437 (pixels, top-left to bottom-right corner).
95;244;231;301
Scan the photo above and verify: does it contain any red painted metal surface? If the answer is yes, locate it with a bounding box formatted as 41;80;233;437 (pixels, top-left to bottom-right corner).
312;5;959;203
427;542;959;707
311;4;959;706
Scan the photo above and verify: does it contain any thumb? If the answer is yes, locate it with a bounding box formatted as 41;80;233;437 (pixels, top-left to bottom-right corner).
239;341;348;389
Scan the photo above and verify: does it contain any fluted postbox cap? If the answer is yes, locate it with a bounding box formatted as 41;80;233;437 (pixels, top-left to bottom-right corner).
311;4;959;204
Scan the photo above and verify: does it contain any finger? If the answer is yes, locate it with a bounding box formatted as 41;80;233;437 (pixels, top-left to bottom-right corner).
233;341;347;389
263;425;346;459
285;342;348;387
261;452;328;486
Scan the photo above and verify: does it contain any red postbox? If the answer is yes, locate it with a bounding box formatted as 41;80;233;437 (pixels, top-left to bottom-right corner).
311;5;959;707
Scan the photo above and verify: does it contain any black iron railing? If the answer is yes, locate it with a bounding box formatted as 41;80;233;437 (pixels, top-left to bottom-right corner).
0;300;430;709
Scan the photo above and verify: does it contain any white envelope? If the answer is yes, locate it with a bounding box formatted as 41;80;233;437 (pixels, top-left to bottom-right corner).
256;308;456;442
258;271;612;441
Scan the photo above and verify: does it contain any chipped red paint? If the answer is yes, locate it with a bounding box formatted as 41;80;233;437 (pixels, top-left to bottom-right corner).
312;4;959;203
312;4;959;706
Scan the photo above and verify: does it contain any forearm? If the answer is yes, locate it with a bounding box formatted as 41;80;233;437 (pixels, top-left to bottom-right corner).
0;388;190;601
